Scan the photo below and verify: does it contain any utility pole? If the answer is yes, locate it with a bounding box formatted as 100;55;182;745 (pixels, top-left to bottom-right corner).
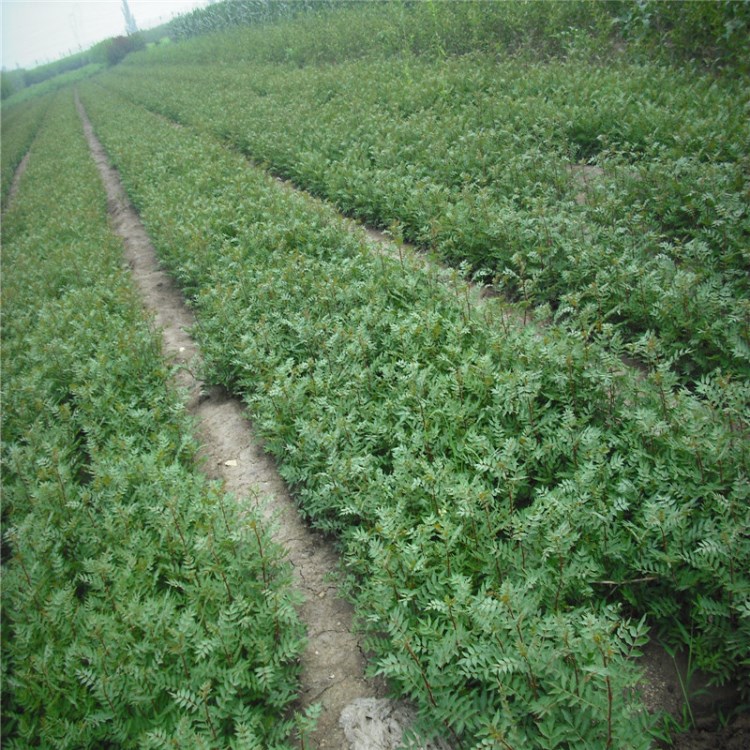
121;0;138;35
69;13;82;51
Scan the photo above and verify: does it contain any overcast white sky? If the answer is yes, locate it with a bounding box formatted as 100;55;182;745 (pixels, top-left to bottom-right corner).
2;0;210;69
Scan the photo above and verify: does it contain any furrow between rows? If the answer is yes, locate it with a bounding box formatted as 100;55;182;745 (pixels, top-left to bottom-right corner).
75;92;434;750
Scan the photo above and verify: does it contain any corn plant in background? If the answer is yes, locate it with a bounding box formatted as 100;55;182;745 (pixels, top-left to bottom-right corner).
1;92;310;749
79;81;749;748
166;0;330;41
613;0;750;71
153;0;750;69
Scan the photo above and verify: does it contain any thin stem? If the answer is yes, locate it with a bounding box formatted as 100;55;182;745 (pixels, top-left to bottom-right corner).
203;695;218;742
209;534;233;603
596;642;613;750
250;519;269;587
403;638;436;708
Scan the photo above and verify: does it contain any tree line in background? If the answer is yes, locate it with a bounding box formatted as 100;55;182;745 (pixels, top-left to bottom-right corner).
2;0;148;100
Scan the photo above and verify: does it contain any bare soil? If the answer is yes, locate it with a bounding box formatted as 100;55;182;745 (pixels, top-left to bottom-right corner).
73;94;747;749
638;642;746;748
666;714;750;750
566;162;604;205
5;151;31;208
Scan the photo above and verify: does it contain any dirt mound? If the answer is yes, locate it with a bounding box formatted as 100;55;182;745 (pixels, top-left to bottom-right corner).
340;699;451;750
669;714;750;750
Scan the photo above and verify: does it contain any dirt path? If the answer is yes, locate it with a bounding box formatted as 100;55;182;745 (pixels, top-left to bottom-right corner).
262;169;535;336
74;94;453;750
5;151;32;209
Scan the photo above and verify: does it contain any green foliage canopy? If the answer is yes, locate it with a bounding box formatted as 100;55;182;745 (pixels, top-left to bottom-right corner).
1;91;309;749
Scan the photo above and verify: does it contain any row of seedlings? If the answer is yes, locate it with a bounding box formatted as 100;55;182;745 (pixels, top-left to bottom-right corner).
1;90;311;749
0;94;51;206
103;31;750;383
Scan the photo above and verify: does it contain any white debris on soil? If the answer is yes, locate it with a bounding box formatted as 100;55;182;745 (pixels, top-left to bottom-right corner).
340;699;452;750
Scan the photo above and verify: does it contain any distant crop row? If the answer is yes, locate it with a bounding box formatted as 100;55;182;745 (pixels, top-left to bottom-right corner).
0;94;50;206
79;82;749;749
102;51;750;385
1;92;310;749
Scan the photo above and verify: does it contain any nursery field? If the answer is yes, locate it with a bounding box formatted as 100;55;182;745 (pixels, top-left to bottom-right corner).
2;2;749;749
98;20;750;387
